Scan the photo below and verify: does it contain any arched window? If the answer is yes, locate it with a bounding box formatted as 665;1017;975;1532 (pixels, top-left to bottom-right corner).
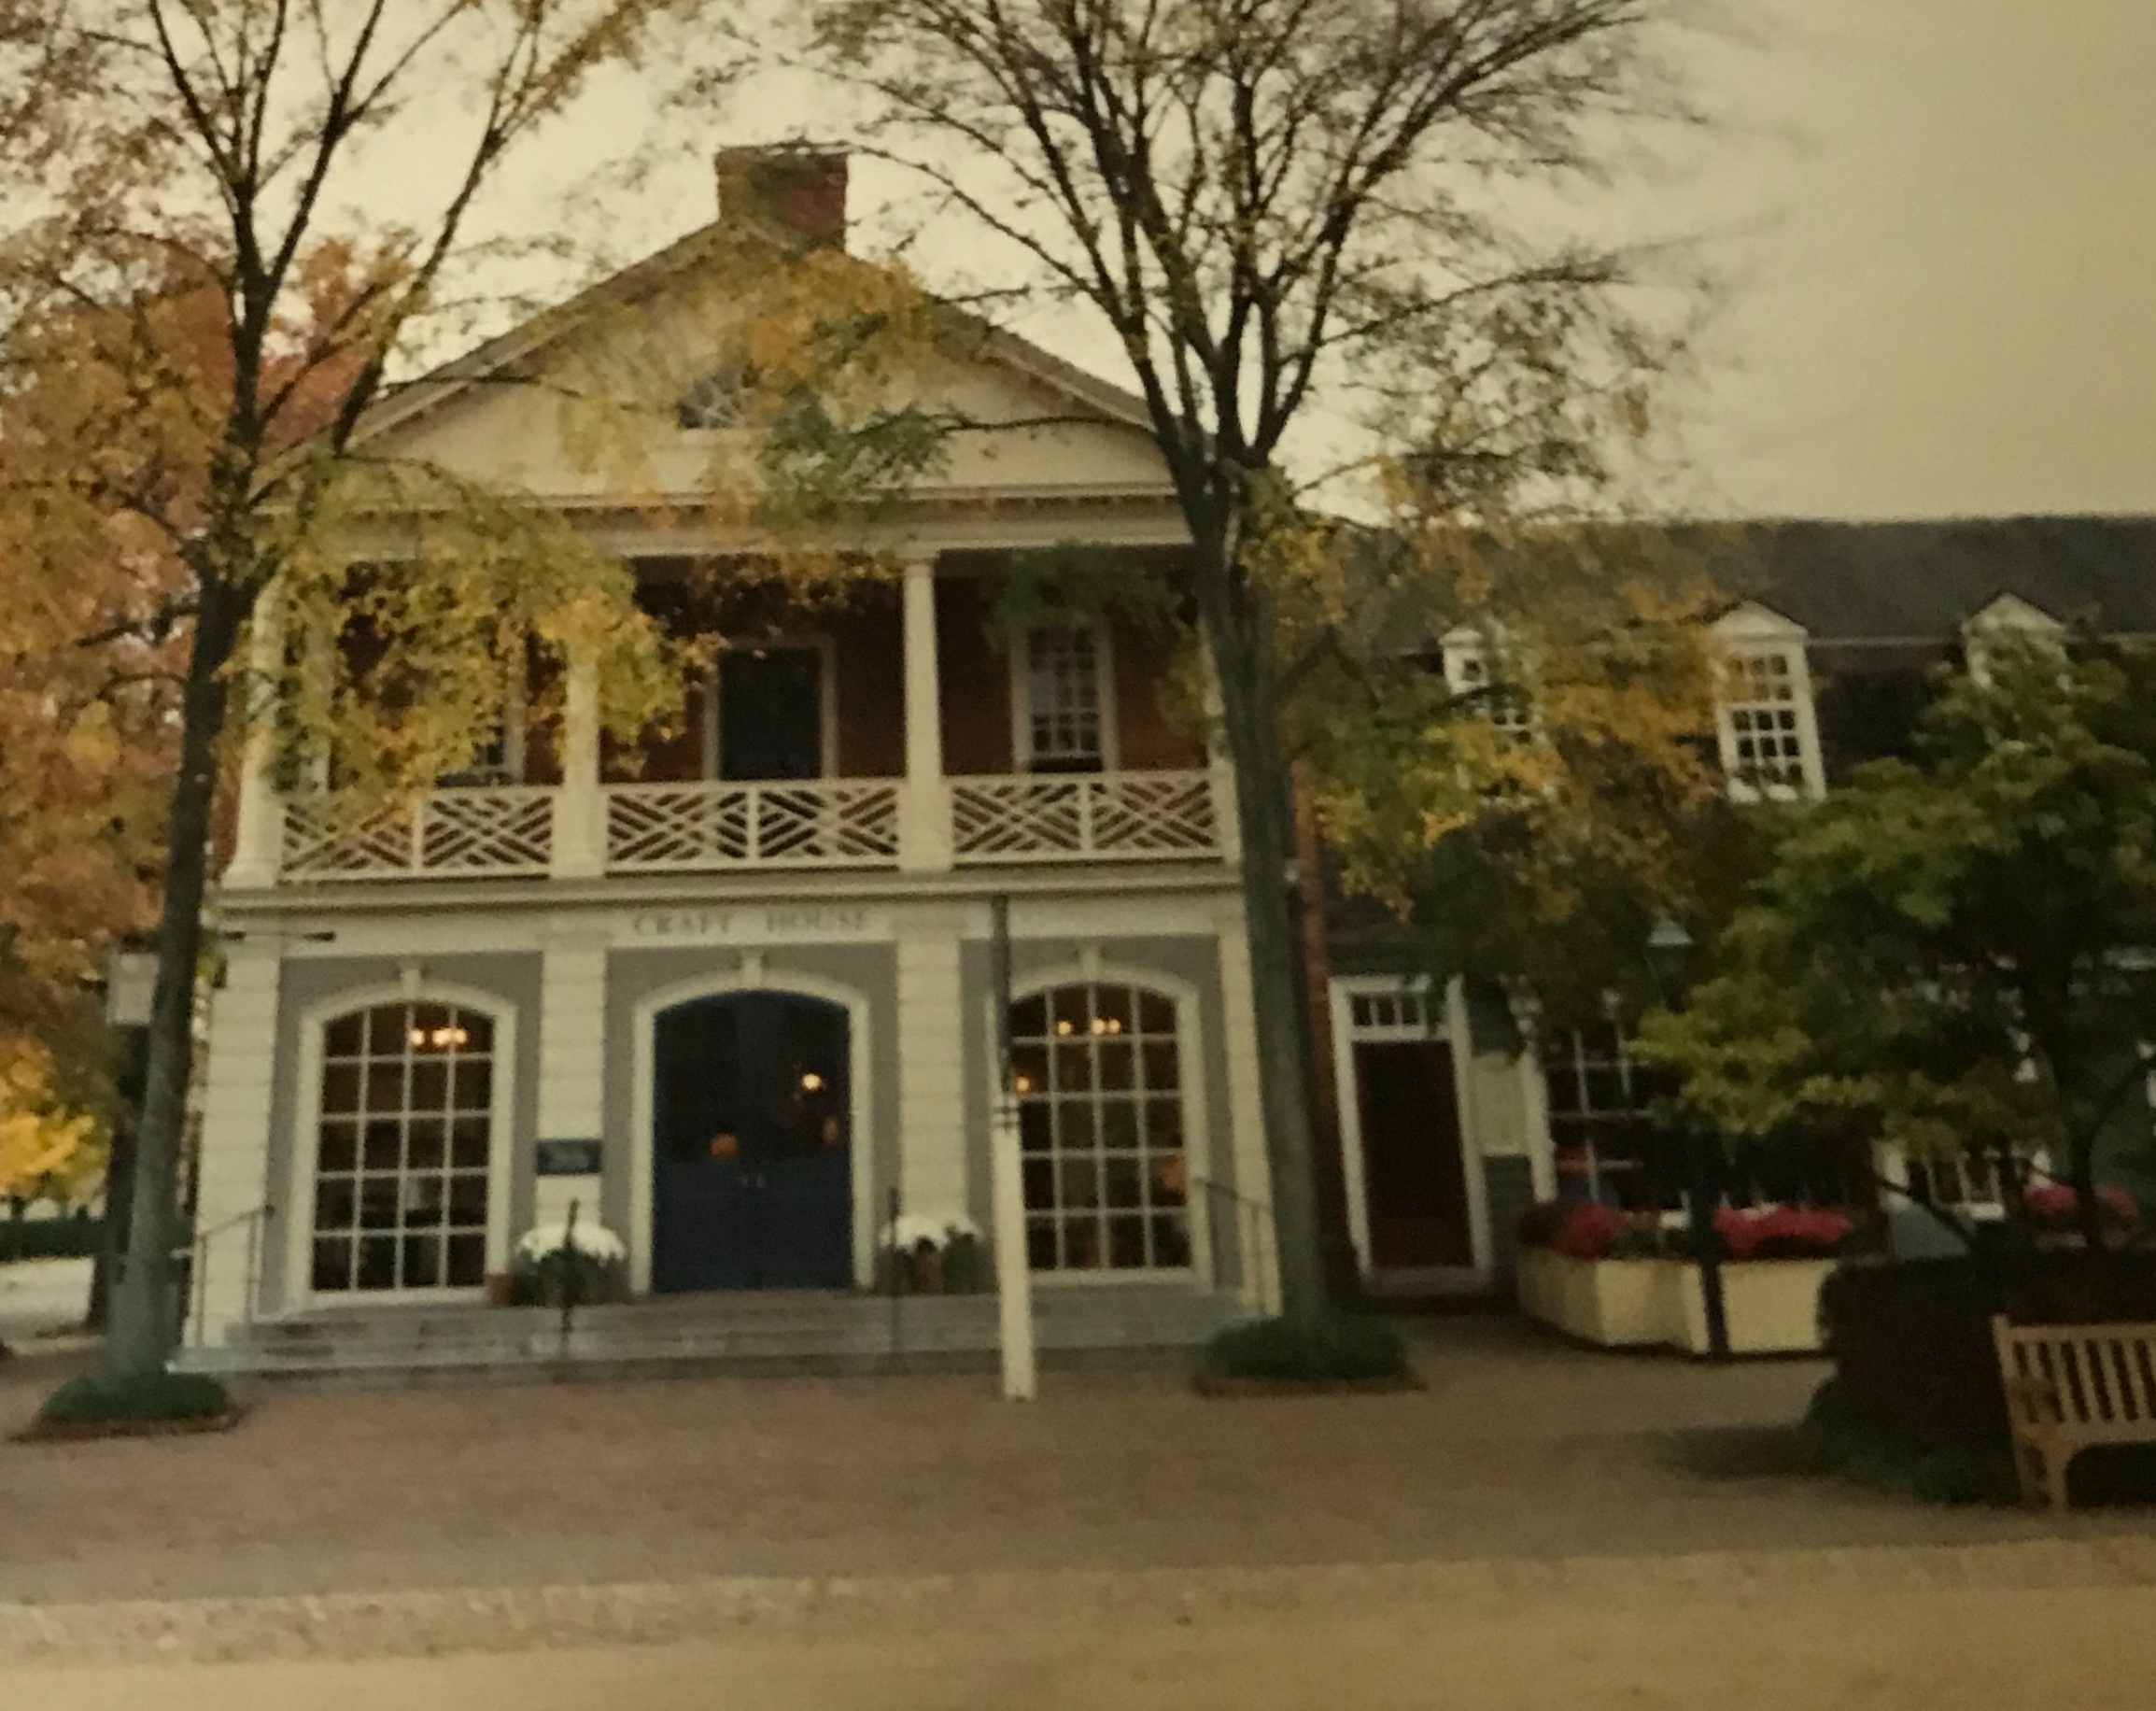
1009;982;1191;1272
312;1000;496;1293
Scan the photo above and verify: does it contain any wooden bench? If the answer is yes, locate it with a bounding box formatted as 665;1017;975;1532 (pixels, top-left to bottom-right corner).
1991;1315;2156;1509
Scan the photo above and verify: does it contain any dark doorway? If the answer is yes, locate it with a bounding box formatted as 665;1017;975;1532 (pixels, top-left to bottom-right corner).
651;990;853;1292
1353;1039;1474;1269
718;647;824;780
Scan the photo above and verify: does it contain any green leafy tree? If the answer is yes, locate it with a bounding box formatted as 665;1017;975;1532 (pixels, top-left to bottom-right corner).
0;0;735;1386
780;0;1711;1329
1638;638;2156;1247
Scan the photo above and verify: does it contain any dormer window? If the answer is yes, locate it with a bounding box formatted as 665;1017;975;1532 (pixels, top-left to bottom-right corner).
1962;593;2066;686
1440;624;1533;743
1711;604;1825;800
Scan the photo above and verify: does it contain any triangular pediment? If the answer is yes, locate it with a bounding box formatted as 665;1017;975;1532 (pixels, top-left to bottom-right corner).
350;224;1176;516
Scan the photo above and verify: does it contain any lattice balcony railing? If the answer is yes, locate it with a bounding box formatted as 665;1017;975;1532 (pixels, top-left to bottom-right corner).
605;780;902;871
280;786;556;881
949;771;1220;863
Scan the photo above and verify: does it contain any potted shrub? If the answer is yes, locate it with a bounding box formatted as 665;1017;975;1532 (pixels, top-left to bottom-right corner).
875;1212;988;1294
511;1219;630;1308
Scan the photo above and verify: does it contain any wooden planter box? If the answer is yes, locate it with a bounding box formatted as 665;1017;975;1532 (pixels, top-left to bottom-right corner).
1515;1249;1664;1347
1655;1256;1835;1355
1517;1248;1835;1355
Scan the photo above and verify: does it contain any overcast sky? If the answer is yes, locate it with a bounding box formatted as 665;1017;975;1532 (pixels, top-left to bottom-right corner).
414;0;2156;525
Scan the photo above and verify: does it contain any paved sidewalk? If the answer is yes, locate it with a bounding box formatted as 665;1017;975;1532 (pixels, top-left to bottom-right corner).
5;1316;2151;1609
13;1550;2156;1706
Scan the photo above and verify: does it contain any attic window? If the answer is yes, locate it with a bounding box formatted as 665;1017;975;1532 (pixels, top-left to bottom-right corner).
1440;627;1532;743
675;363;759;430
1711;606;1825;802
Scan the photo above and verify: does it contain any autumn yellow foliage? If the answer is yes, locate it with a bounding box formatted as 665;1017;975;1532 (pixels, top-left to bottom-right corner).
0;1040;103;1205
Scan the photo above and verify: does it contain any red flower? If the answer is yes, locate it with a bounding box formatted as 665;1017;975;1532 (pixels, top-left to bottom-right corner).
1551;1201;1631;1260
1712;1205;1851;1261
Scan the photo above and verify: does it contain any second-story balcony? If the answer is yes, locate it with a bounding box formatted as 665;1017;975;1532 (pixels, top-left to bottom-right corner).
273;769;1224;882
233;554;1236;890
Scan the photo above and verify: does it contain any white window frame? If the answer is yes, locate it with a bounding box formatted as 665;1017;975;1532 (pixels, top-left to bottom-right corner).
1711;602;1825;801
1874;1139;2050;1223
1010;620;1119;773
1439;623;1535;744
990;961;1207;1285
287;981;517;1311
1962;592;2066;687
1327;974;1490;1288
703;632;839;781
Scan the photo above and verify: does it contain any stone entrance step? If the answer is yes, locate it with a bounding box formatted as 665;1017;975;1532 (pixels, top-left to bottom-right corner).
173;1285;1249;1386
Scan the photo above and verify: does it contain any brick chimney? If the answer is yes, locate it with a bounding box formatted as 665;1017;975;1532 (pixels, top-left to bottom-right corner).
714;146;848;250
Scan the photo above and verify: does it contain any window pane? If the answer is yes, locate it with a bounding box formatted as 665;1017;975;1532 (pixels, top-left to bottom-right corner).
321;1062;362;1114
1062;1216;1104;1269
1094;985;1134;1033
1106;1216;1147;1268
317;1122;358;1173
1104;1155;1142;1209
1149;1214;1191;1268
1060;1155;1100;1210
1139;1041;1179;1092
1052;1042;1092;1093
324;1013;364;1056
1022;1158;1054;1210
445;1234;486;1287
1137;990;1176;1035
447;1173;487;1225
450;1115;490;1169
1098;1100;1139;1150
361;1121;401;1170
312;1237;354;1292
357;1236;399;1290
401;1234;444;1289
313;1176;356;1232
1050;986;1089;1034
365;1006;408;1054
1019;1102;1052;1153
1026;1218;1059;1272
1011;996;1048;1039
1097;1040;1135;1092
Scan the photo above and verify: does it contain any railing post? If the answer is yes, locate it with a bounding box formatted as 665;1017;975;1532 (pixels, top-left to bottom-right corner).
1077;778;1096;855
551;649;606;879
898;552;954;872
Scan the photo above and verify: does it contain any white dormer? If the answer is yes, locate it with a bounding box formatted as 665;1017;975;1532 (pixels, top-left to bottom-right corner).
1439;622;1534;743
1710;602;1825;801
1962;592;2066;686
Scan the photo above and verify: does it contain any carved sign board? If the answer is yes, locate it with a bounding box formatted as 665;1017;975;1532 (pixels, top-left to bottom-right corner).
617;906;886;945
535;1138;603;1178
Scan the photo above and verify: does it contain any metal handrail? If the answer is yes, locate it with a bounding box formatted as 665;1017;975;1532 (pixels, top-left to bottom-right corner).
1191;1174;1276;1318
173;1202;273;1349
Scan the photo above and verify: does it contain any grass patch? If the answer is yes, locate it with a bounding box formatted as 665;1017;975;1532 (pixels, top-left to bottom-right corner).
1796;1377;2016;1506
1197;1314;1417;1391
33;1369;234;1430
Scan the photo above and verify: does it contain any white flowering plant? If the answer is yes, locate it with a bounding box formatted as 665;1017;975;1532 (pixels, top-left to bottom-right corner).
510;1219;629;1308
874;1210;988;1294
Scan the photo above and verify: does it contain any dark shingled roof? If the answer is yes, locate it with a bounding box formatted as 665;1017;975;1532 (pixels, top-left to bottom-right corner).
1700;515;2156;643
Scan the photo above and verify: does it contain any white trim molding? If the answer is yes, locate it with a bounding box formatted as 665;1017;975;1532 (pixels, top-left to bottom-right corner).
284;978;519;1315
1327;973;1491;1290
1711;601;1826;801
627;965;876;1294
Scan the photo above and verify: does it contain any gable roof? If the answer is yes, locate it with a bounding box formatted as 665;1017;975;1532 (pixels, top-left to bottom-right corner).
352;217;1160;455
1702;516;2156;643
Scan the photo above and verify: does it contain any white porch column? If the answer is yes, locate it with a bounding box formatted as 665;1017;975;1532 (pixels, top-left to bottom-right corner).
1214;904;1277;1313
897;553;953;872
533;930;610;1254
223;591;286;889
551;650;605;880
187;940;285;1346
895;913;967;1225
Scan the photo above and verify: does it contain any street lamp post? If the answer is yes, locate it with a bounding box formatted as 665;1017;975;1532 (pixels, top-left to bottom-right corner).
1647;914;1731;1363
92;945;161;1333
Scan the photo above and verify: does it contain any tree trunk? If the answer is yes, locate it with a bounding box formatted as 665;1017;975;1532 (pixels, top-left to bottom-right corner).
1201;559;1332;1334
87;1024;151;1333
2070;1137;2106;1251
102;587;239;1380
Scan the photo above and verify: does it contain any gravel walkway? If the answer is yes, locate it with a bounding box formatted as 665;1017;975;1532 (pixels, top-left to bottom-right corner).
3;1316;2149;1605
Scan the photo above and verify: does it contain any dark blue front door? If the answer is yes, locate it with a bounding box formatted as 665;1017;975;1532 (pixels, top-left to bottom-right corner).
651;991;852;1293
